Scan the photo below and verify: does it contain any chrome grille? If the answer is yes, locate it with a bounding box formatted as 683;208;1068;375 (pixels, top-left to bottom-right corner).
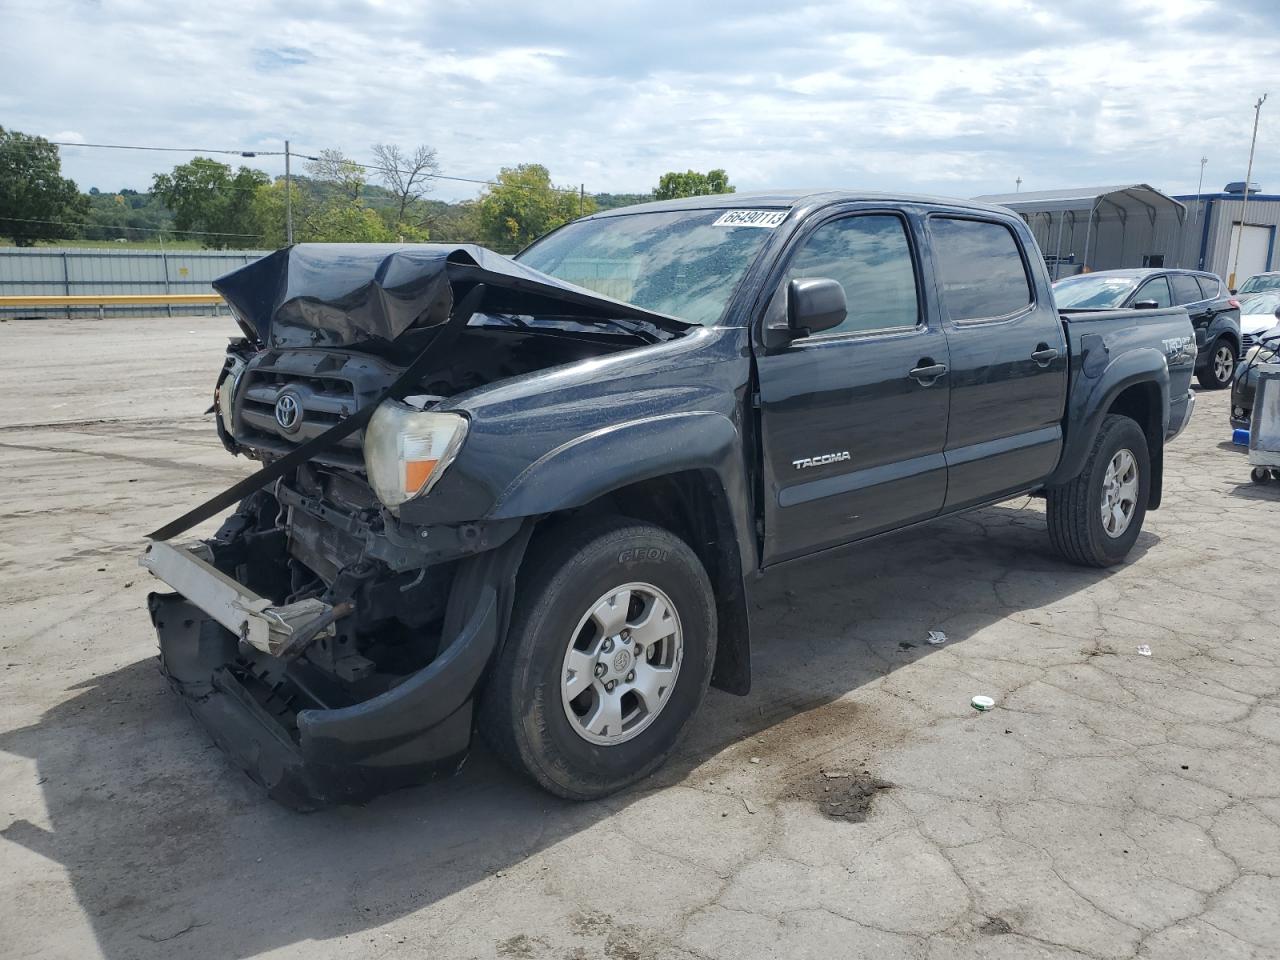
231;349;401;467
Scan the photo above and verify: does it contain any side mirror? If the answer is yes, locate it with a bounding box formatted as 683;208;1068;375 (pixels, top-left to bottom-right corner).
788;278;846;337
1230;288;1238;296
1133;299;1159;310
1274;306;1280;320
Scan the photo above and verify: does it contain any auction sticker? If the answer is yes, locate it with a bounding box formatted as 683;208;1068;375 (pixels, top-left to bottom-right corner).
712;210;787;228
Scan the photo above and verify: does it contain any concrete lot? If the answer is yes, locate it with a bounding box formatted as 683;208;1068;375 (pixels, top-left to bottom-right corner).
1;315;1278;960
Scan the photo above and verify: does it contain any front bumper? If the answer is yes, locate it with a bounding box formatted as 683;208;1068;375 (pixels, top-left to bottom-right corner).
144;542;500;810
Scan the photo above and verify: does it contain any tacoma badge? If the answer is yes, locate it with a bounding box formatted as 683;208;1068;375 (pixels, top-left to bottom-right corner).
792;451;851;470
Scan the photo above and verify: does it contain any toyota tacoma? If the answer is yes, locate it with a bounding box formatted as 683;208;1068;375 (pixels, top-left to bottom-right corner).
141;191;1197;808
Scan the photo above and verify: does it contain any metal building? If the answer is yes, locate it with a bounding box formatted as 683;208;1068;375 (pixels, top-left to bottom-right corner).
973;183;1280;288
1174;188;1280;288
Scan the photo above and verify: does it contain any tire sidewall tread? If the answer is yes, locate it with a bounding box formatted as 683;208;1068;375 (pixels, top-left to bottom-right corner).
479;517;716;800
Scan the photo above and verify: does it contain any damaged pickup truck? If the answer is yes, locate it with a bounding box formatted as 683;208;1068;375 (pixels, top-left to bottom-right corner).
142;191;1197;809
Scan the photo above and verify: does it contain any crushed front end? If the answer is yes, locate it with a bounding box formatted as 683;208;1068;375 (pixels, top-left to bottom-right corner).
140;243;686;808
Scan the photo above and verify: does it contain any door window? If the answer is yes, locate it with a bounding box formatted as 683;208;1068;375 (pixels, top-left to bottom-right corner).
1170;273;1203;305
1134;276;1172;307
930;217;1033;321
783;214;920;335
1196;275;1221;299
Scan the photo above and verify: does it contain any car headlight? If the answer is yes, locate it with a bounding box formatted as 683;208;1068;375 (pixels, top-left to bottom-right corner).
362;401;468;511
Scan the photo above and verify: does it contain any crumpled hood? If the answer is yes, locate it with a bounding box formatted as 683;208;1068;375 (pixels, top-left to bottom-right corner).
213;243;690;349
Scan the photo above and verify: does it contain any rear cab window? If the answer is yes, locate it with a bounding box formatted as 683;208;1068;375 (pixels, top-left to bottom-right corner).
929;217;1033;321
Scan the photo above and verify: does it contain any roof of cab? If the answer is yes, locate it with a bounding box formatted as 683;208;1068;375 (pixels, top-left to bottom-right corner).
584;189;1015;219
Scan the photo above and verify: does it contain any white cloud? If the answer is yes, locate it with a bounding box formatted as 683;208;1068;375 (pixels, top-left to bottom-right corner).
0;0;1274;201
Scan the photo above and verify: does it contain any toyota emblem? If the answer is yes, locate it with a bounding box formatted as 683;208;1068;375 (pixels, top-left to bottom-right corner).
274;392;302;433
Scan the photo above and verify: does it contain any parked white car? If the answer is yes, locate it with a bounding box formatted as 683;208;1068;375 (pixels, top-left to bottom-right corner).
1239;292;1280;353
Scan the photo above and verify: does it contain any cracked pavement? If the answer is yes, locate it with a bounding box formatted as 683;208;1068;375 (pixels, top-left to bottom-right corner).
1;316;1277;959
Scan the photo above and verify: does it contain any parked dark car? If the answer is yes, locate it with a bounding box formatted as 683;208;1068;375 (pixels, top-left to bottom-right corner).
140;191;1197;809
1231;321;1280;430
1053;268;1240;389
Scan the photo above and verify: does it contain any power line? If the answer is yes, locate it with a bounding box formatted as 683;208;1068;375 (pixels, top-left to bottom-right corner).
4;136;584;195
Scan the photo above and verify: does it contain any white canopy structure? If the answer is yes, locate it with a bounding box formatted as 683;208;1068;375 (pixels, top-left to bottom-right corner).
973;185;1189;279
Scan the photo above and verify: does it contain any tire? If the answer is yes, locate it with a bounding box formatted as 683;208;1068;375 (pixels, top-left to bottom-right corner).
479;517;716;799
1252;467;1273;485
1197;338;1237;390
1047;414;1151;567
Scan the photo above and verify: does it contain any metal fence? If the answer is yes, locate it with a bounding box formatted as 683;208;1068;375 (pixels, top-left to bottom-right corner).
0;246;270;317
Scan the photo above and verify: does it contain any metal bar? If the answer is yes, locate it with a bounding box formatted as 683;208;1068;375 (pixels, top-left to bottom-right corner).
0;293;224;307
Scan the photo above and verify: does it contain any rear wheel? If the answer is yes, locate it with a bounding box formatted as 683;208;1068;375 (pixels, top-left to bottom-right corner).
1047;414;1151;567
479;517;716;799
1197;339;1237;390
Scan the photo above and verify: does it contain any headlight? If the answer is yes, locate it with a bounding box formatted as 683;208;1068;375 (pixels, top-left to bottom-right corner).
362;401;468;511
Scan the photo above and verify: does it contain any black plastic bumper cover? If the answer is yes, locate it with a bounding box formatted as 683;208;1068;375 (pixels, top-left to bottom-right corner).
149;584;498;811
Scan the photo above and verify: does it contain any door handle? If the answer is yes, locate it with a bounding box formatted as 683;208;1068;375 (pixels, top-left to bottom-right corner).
1031;345;1060;366
908;361;948;385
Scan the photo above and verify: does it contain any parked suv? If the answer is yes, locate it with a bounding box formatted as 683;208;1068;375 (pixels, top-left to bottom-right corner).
1053;269;1240;389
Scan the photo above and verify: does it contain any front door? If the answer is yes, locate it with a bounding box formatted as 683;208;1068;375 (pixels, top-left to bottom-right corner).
756;209;950;565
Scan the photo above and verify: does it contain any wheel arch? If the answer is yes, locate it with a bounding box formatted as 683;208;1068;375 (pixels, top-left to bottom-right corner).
487;412;756;695
1104;381;1165;509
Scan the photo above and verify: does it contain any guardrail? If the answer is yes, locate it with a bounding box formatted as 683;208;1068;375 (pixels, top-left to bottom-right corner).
0;293;225;319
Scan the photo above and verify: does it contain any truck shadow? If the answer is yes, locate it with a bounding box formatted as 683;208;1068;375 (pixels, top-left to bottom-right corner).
0;500;1157;958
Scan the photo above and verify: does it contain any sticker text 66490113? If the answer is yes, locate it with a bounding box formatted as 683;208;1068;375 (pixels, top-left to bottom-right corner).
712;210;788;228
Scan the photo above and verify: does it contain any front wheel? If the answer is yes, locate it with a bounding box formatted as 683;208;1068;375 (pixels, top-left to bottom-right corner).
1197;339;1237;390
1046;414;1151;567
479;517;716;799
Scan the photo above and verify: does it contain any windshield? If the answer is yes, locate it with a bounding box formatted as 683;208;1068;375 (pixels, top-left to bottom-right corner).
1241;292;1280;315
1240;274;1280;294
517;209;783;326
1052;275;1139;308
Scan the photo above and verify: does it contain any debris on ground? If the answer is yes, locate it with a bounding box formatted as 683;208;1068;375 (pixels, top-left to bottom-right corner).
806;771;894;822
971;695;996;712
749;757;760;764
1136;644;1152;656
926;630;948;645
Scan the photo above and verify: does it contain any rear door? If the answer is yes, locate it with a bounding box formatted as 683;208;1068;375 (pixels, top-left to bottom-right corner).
926;213;1068;511
1170;271;1213;325
755;207;950;564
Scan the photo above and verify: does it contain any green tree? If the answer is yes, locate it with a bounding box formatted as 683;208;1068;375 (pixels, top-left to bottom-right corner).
0;127;87;245
476;164;592;253
653;168;734;201
152;158;268;248
250;178;397;247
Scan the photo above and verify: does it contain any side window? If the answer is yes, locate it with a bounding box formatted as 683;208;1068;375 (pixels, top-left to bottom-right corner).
1196;275;1220;300
1170;273;1203;305
783;214;920;335
930;217;1033;321
1135;276;1172;307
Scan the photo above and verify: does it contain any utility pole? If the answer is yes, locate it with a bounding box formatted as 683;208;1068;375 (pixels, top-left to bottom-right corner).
285;140;294;246
1015;177;1022;193
579;183;585;218
1192;155;1208;226
1229;94;1267;289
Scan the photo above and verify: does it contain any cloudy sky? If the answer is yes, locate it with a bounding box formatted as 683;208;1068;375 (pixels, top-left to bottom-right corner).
1;0;1276;202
